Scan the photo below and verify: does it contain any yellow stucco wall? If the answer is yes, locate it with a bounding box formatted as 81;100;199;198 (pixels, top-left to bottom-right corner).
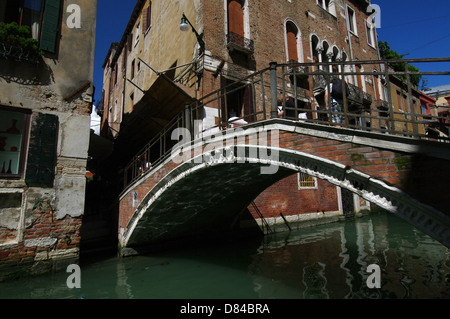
123;0;202;115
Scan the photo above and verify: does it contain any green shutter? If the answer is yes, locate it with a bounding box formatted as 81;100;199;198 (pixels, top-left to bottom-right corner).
25;113;59;187
40;0;62;53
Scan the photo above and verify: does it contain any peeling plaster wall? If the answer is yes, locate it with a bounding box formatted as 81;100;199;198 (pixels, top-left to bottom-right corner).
0;0;97;281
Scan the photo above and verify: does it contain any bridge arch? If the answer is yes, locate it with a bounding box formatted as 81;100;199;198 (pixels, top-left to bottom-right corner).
120;137;450;251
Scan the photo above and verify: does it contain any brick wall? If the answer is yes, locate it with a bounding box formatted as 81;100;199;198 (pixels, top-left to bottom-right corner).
0;201;82;282
203;0;379;74
250;175;340;219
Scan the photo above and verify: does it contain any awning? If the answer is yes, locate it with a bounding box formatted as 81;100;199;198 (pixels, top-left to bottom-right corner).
113;74;197;164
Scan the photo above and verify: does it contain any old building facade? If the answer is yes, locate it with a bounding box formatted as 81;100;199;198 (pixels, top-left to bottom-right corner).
0;0;97;280
100;0;381;239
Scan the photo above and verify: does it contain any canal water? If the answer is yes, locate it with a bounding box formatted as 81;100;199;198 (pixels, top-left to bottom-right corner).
0;211;448;299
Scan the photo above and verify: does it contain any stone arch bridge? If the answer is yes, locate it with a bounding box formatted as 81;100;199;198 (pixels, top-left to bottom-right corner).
118;119;450;254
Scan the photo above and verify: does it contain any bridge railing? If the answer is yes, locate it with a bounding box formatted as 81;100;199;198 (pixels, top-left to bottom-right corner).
123;57;450;188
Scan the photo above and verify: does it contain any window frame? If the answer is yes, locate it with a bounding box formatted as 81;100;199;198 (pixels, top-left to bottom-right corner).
346;5;358;36
285;20;301;63
365;20;376;48
224;0;251;44
0;0;62;53
297;172;318;190
131;59;135;79
317;0;329;11
135;22;140;46
0;106;31;180
143;2;152;35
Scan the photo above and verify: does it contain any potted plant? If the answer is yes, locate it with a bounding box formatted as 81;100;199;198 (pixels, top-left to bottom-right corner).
0;22;43;63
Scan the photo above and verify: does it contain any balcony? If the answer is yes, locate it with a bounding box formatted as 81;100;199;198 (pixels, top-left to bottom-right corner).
0;41;41;63
376;100;390;117
287;61;309;82
313;72;373;111
226;31;254;54
347;83;372;111
0;23;42;64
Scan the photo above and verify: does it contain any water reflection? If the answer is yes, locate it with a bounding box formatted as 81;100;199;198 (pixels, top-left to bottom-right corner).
250;211;449;299
0;211;448;299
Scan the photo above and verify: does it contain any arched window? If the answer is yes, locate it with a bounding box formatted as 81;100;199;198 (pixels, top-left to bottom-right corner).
353;61;367;93
286;21;299;63
322;41;330;68
311;35;321;71
227;0;244;38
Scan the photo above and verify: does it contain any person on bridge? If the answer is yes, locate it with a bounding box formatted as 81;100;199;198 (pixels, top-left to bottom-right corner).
278;96;307;120
325;77;348;125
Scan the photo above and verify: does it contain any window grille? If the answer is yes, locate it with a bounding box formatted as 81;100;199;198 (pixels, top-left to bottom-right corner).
298;172;317;189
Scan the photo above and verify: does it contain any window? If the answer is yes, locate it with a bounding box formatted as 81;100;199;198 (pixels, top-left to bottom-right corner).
226;0;253;53
298;172;317;189
355;63;364;90
128;32;133;52
135;22;140;46
130;93;134;111
131;59;135;79
347;6;357;35
317;0;336;17
142;2;151;33
227;0;244;38
396;90;407;112
0;107;30;179
366;21;375;47
114;100;118;122
0;0;62;53
317;0;329;11
114;63;118;86
221;78;254;124
421;104;427;115
286;21;299;63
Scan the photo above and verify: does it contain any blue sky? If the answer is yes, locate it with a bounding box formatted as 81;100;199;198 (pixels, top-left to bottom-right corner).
93;0;135;108
92;0;450;107
373;0;450;89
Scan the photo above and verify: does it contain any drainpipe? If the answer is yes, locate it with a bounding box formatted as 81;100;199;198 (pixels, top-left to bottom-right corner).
270;62;278;119
343;0;357;85
373;13;388;102
122;49;127;123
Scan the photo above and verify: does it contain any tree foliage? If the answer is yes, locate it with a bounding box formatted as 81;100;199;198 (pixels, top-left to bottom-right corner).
0;22;42;55
378;41;422;87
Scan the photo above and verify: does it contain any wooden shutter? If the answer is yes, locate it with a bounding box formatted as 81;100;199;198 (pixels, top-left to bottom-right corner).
148;3;152;30
142;8;148;33
228;0;244;37
142;4;151;32
40;0;62;53
356;64;363;88
25;113;58;187
128;33;133;51
286;23;298;63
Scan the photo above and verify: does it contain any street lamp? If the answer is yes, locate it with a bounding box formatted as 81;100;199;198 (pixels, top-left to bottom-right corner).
179;12;205;54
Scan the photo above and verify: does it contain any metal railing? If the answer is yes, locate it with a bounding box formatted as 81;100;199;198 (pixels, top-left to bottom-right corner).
123;57;450;188
226;31;255;53
0;41;41;63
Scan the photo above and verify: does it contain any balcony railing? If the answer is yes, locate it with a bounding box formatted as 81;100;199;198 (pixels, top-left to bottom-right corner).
0;41;41;64
226;31;254;54
122;58;450;188
313;71;372;109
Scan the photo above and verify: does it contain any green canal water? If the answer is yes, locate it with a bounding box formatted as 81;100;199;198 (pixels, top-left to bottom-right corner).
0;211;448;299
